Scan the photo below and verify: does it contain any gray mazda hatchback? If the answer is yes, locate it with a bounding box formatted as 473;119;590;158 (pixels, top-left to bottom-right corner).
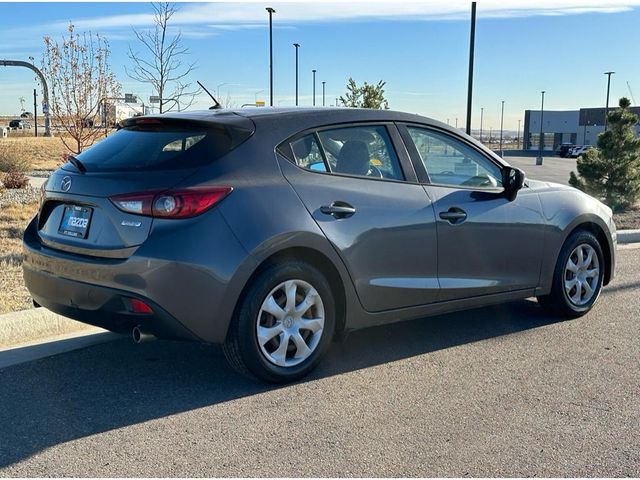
23;108;616;382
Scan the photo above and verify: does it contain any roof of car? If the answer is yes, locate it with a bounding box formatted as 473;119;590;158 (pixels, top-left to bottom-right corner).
149;107;448;129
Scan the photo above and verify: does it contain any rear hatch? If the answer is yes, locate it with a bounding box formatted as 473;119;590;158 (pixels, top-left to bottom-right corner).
38;113;254;258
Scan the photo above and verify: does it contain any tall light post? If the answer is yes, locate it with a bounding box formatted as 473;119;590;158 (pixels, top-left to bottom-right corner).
604;71;615;131
499;100;505;157
322;81;326;106
266;7;276;106
537;90;546;165
517;119;521;150
465;1;477;135
312;69;317;106
293;43;300;106
479;107;484;142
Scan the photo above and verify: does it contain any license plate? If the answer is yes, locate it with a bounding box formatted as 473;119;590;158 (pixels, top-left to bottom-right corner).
59;205;92;239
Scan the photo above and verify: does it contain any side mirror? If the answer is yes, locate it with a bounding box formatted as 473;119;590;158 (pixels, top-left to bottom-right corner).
502;166;525;201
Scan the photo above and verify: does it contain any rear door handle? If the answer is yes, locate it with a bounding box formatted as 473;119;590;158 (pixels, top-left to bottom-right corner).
439;207;467;224
320;201;356;218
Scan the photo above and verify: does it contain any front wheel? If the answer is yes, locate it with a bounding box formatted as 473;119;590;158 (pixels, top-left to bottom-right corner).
223;261;335;383
537;230;604;317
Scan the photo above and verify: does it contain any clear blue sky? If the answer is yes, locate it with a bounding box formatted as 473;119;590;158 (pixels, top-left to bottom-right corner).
1;1;640;130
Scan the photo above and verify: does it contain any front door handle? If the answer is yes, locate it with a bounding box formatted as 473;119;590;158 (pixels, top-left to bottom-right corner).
439;207;467;224
320;201;356;218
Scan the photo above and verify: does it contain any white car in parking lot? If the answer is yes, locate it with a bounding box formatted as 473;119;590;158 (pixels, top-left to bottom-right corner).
568;145;594;158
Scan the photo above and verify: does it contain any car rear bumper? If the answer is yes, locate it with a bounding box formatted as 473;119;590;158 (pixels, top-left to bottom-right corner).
22;209;253;344
24;266;200;341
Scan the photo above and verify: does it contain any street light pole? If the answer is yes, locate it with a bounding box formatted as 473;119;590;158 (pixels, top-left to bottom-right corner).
517;119;521;150
33;88;38;137
465;1;477;135
499;100;505;157
293;43;300;106
479;107;483;142
322;81;326;106
604;71;615;131
537;90;546;165
312;69;316;106
266;7;276;106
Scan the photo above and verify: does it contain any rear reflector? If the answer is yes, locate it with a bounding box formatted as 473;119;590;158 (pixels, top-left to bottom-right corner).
130;298;153;314
110;186;232;219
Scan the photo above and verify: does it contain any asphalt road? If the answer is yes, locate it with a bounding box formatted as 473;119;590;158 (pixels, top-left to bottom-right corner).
0;246;638;477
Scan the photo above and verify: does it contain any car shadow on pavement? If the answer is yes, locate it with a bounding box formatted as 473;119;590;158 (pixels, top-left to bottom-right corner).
0;298;560;468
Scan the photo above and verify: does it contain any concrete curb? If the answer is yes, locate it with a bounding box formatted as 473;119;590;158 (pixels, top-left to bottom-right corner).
618;229;640;244
0;308;99;349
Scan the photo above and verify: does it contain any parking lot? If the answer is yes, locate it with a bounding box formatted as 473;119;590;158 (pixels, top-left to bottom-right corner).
504;154;577;185
0;245;638;476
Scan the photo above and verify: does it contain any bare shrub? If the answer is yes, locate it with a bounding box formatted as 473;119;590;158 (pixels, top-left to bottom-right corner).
2;171;30;189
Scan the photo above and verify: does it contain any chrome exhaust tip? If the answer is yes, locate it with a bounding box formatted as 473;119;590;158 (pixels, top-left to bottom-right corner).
132;326;155;344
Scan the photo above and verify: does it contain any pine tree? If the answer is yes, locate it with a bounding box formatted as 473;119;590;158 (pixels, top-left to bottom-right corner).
569;97;640;211
339;78;389;109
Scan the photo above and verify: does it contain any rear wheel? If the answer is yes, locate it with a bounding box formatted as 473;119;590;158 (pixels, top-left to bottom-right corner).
537;230;604;317
223;261;335;383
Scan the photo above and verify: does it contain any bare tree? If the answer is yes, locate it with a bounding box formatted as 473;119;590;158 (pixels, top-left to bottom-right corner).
43;23;121;154
126;3;199;113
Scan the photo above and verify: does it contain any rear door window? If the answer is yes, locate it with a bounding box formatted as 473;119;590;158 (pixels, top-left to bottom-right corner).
317;125;404;180
282;125;405;181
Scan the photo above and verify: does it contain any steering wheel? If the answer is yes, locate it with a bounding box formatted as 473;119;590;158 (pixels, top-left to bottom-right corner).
367;165;384;178
439;170;456;176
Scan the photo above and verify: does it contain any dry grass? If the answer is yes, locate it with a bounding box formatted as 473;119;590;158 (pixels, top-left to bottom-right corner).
0;202;39;314
0;137;67;171
0;134;108;171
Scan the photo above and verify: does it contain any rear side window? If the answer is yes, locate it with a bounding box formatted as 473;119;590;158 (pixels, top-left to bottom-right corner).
290;134;327;172
75;127;233;172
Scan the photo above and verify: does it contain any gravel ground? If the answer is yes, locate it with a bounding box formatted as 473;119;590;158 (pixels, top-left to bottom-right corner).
0;187;40;209
613;206;640;230
0;247;638;477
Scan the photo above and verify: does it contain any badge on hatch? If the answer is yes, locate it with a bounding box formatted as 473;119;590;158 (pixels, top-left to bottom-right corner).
61;176;72;192
121;220;142;227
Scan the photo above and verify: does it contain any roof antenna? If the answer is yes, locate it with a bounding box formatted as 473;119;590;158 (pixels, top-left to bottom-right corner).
197;80;222;110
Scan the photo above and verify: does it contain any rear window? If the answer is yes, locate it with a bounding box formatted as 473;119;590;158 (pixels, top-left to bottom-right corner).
74;125;236;172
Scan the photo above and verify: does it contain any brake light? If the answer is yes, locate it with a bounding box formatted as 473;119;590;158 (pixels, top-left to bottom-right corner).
110;187;232;219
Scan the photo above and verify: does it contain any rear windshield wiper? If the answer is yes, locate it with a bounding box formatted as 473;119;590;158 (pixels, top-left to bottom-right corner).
67;154;87;173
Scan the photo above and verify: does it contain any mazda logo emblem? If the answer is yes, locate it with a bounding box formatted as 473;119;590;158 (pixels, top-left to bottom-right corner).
61;176;72;192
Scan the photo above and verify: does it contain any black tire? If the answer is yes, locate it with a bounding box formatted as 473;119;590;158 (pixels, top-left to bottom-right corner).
537;230;604;318
223;261;336;383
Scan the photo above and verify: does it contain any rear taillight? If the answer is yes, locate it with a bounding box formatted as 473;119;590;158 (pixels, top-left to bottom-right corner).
110;187;232;219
